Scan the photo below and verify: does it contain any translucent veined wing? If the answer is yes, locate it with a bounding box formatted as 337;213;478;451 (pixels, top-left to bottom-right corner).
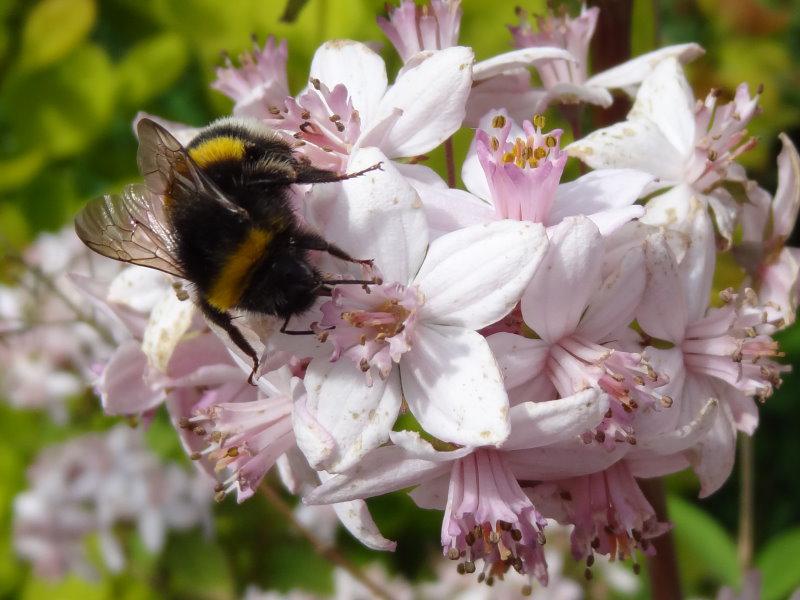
136;117;250;219
74;183;185;277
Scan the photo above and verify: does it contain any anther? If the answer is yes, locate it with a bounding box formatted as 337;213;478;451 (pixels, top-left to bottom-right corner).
464;561;475;574
492;115;507;128
268;106;282;115
329;114;341;122
310;77;321;90
486;576;495;586
584;568;593;580
545;135;557;147
633;562;642;574
490;137;500;151
214;491;226;503
511;529;522;542
522;584;533;596
300;109;311;120
448;547;460;560
586;554;595;567
226;447;239;458
532;114;546;129
335;122;345;132
456;563;466;574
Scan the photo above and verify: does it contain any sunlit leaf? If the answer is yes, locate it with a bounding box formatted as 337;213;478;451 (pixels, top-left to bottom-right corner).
757;527;800;600
18;0;96;72
21;576;109;600
0;150;46;193
667;494;740;588
117;33;188;107
3;43;116;159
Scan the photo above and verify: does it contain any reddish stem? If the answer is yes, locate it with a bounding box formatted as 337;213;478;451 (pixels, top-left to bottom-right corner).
640;478;683;600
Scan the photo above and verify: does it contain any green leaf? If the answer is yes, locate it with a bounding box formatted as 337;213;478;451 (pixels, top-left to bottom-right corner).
3;43;116;159
21;576;109;600
631;0;657;56
117;32;188;108
667;494;740;588
0;150;45;193
757;527;800;600
165;531;234;600
18;0;96;72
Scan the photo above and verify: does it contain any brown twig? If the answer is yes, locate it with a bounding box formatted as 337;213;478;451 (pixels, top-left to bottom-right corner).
259;484;396;600
444;136;456;188
640;477;683;600
738;434;754;569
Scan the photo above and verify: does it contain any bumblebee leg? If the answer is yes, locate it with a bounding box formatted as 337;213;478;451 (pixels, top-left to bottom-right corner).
200;299;260;385
295;160;383;184
279;315;317;336
296;232;373;267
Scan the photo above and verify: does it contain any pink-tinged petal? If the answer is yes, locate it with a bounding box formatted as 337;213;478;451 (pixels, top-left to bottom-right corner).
141;291;194;372
712;381;758;436
638;232;688;343
585;43;704;90
68;273;148;339
132;112;199;146
628;58;696;158
393;162;447;189
106;266;171;314
773;133;800;241
411;179;496;239
681;375;736;497
416;220;548;329
276;448;319;494
759;246;800;327
583;206;646;236
550;169;654;224
578;247;645;341
640;398;718;455
677;197;716;323
503;389;609;451
408;473;450;510
322;147;428;284
473;47;575;81
318;471;397;552
292;395;336;471
626;452;689;478
303;445;450;504
543;82;613;108
507;443;627;480
388;430;473;462
364;46;473;157
309;40;387;126
521;216;603;342
707;188;738;246
566;118;688;182
98;340;163;415
401;324;510;446
632;347;685;438
301;360;402;472
487;333;550;390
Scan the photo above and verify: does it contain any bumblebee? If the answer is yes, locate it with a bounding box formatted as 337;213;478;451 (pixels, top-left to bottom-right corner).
75;117;380;382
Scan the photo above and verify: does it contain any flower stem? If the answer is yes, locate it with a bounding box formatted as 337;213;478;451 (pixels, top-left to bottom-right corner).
640;477;682;600
444;136;456;188
259;483;396;600
738;434;754;569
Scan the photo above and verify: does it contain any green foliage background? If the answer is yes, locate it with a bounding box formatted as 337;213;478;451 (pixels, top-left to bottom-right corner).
0;0;799;598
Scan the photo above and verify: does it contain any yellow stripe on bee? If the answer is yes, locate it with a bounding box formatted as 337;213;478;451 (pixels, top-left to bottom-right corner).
188;136;246;168
207;229;272;311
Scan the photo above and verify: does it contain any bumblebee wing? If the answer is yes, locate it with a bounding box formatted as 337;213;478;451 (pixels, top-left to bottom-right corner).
136;117;249;218
74;183;185;278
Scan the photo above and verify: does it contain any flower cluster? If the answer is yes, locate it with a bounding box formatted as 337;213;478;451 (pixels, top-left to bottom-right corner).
13;426;210;579
11;0;795;593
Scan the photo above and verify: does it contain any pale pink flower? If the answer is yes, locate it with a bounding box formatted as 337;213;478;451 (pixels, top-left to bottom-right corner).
736;134;800;328
13;426;210;580
568;58;760;246
305;390;609;586
635;230;784;495
529;462;669;566
415;111;651;240
488;217;669;448
509;5;703;110
294;151;550;471
377;0;462;62
212;36;290;119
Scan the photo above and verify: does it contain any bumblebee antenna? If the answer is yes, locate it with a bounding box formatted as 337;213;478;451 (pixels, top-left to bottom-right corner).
294;161;383;185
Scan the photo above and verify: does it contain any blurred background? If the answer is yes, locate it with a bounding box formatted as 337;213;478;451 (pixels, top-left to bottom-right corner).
1;0;799;598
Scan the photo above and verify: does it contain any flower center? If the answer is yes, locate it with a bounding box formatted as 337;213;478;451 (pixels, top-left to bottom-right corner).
318;281;422;383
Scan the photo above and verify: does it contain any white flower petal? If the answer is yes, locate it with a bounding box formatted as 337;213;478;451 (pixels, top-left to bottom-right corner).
550;168;654;224
322;147;429;284
303;445;449;504
521;216;603;342
638;231;689;342
465;71;547;128
402;324;510;446
309;40;388;126
577;246;646;340
641;398;718;455
473;47;575;81
586;43;704;90
503;389;609;451
415;220;548;329
417;185;496;239
507;444;627;480
628;57;696;157
141;291;194;372
773;133;800;241
543;82;613;108
487;333;550;390
299;361;402;472
388;430;472;461
408;474;450;510
363;46;474;157
566;118;688;182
